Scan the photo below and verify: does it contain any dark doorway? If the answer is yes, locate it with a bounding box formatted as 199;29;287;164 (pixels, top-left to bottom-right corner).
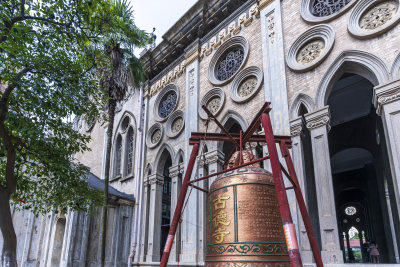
327;73;400;263
221;120;242;164
160;155;172;259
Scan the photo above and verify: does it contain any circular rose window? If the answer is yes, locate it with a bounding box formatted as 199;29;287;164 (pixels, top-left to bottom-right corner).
153;84;180;122
146;123;163;148
199;88;225;120
215;48;245;81
208;36;249;86
166;110;185;138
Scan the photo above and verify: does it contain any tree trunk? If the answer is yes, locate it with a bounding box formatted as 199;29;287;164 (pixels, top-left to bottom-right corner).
100;98;116;267
0;189;18;267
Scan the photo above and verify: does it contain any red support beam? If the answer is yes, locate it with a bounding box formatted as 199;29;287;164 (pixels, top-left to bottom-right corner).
261;113;303;267
188;154;270;185
280;142;324;267
159;143;200;267
189;132;291;146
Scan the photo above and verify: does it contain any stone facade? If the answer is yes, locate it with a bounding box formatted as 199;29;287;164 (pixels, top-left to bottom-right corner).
3;0;400;266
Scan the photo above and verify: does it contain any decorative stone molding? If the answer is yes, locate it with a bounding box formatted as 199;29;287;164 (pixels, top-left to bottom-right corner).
169;165;180;178
289;93;316;119
300;0;359;23
230;66;263;103
267;13;276;44
166;110;185;138
391;51;400;80
148;60;186;98
257;0;274;10
287;24;335;72
153;83;180;122
290;118;303;137
200;4;259;59
198;150;226;167
208;36;250;86
199;88;225;120
146;123;163;149
373;79;400;114
305;106;331;131
148;174;164;186
348;0;400;39
316;50;390;107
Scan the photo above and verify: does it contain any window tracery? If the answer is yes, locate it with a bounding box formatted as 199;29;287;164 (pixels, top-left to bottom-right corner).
359;1;398;30
238;77;257;97
296;39;325;64
215;48;245;81
159;91;177;118
311;0;352;17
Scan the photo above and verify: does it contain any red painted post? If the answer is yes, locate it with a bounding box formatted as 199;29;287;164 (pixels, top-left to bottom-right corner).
159;143;200;267
261;113;303;267
280;143;324;267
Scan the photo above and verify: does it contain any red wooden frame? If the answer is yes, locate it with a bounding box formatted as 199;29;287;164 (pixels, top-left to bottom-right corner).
159;102;324;267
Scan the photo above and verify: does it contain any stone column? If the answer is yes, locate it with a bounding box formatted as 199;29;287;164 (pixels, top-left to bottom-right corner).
145;174;164;262
374;79;400;229
290;118;313;263
180;40;201;264
168;163;184;263
305;107;343;263
139;180;150;263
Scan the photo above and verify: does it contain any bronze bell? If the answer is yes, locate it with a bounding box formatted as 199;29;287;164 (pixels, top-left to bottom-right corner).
205;151;290;267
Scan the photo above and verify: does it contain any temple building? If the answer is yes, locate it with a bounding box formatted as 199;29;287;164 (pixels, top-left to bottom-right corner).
2;0;400;266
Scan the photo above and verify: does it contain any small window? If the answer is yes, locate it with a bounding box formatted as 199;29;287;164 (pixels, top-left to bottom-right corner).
126;127;134;175
114;135;122;177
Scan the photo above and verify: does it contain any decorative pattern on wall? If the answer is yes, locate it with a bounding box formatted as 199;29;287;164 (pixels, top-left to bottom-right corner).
199;88;225;120
287;24;335;72
230;66;264;103
296;39;325;64
216;49;245;81
360;1;398;29
146;123;163;148
311;0;353;17
301;0;359;23
348;0;400;38
166;110;185;138
200;4;260;59
147;2;264;99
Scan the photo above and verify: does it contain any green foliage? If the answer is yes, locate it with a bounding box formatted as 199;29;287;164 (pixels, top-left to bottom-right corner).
0;0;148;214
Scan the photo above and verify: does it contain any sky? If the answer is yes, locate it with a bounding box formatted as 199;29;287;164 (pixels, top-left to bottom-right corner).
129;0;198;48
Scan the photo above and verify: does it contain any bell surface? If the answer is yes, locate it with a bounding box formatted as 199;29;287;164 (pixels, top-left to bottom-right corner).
206;151;290;267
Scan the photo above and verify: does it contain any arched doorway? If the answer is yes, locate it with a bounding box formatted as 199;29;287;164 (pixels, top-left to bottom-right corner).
327;73;400;263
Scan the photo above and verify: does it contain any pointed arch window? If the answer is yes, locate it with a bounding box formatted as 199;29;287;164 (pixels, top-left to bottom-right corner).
112;114;136;180
126;127;134;175
114;134;122;177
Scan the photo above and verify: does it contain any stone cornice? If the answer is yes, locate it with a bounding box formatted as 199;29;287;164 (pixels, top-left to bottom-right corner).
257;0;274;10
289;117;303;137
305;106;330;131
373;79;400;115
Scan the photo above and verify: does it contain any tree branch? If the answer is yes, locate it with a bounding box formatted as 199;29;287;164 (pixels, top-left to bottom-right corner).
11;16;69;28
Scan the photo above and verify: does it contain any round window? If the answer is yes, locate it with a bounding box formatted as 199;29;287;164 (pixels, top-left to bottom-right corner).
159;91;177;119
345;206;357;215
311;0;353;17
215;48;244;81
208;36;249;86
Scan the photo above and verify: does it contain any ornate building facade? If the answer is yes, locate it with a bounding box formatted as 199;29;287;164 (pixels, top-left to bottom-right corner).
2;0;400;266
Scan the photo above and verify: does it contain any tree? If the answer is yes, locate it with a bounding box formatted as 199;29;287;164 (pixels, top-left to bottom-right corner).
92;1;150;266
0;0;148;266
